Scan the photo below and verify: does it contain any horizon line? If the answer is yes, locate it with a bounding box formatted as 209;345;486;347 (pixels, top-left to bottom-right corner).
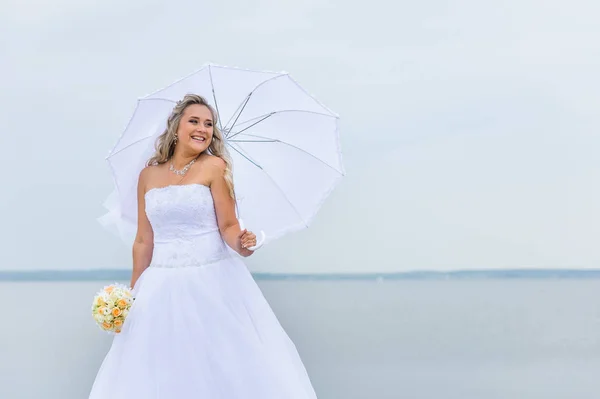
1;268;600;282
3;268;600;274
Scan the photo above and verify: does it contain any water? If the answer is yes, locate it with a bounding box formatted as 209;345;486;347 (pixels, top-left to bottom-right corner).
1;279;599;398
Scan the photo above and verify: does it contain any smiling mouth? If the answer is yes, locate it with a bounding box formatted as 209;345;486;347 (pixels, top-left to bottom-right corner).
191;136;206;143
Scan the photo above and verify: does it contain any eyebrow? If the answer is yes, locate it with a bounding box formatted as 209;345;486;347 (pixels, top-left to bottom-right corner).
189;116;213;123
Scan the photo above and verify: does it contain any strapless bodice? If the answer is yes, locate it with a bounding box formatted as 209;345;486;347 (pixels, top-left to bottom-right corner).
144;184;230;268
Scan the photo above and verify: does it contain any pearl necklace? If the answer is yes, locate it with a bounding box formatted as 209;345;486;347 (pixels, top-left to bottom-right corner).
169;157;197;176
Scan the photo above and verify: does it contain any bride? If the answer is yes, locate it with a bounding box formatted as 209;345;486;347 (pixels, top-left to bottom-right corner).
88;94;318;398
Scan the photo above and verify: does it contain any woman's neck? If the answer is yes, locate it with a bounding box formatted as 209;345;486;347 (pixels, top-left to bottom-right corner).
171;149;200;169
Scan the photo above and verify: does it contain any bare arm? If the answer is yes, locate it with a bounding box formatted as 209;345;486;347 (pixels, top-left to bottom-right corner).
209;157;255;257
130;167;154;288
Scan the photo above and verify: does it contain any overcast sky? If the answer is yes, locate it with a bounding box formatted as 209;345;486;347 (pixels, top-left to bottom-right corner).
1;0;599;273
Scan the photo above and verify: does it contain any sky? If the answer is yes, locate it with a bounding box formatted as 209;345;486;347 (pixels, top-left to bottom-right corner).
1;0;599;273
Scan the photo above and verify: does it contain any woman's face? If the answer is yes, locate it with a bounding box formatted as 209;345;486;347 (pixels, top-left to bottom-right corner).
176;104;214;153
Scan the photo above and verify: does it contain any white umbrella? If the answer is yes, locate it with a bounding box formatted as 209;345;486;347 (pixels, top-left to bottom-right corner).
99;63;345;249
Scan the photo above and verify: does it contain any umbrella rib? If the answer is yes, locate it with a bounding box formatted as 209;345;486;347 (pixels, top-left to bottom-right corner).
225;141;263;169
227;139;277;143
107;97;176;158
107;136;152;158
229;109;337;134
224;98;248;131
222;73;287;131
107;99;142;159
224;94;252;137
137;97;177;104
227;113;274;139
228;141;308;228
229;133;343;174
208;65;224;131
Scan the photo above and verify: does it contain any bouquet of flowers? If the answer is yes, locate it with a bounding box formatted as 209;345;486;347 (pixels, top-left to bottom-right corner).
91;283;134;334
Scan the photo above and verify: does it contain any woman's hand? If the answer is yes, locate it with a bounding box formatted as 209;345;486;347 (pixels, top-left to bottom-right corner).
237;229;257;257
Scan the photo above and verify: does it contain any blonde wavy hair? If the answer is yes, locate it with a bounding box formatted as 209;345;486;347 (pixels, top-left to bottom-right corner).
146;94;235;198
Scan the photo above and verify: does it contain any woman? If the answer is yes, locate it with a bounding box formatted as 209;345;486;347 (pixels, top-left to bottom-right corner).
89;94;318;398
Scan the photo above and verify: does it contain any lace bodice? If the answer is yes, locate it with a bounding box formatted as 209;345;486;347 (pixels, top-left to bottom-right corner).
144;184;231;268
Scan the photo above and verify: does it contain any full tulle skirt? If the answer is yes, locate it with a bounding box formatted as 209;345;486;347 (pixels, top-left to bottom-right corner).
88;257;317;399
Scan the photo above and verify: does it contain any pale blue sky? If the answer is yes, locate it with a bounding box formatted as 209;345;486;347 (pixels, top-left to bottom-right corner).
1;0;599;272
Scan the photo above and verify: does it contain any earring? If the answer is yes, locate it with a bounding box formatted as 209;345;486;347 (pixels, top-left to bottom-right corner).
174;134;178;144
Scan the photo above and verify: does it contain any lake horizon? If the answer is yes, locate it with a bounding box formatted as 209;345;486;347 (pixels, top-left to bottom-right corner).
2;268;600;282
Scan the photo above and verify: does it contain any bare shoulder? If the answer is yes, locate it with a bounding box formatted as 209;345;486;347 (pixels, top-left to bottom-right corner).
201;154;226;170
199;155;227;185
199;154;226;177
138;163;160;187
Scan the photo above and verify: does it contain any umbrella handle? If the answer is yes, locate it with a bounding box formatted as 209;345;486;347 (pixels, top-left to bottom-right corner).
238;219;266;251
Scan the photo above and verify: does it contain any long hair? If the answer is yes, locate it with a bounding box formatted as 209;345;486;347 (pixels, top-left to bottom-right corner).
146;94;235;198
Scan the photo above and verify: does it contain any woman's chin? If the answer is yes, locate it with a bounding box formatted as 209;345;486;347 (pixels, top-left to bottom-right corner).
187;142;209;153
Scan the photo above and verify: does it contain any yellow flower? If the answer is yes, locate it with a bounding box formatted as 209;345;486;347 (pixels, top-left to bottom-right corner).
112;308;122;317
102;321;112;330
117;299;128;309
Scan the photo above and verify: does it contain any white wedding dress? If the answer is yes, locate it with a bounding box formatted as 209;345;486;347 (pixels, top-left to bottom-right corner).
89;184;318;398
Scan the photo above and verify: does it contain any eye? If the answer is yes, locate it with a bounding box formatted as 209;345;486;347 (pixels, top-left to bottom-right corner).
190;119;198;124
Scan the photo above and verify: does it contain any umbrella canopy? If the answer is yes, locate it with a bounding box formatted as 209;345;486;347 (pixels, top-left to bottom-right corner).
99;63;345;246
